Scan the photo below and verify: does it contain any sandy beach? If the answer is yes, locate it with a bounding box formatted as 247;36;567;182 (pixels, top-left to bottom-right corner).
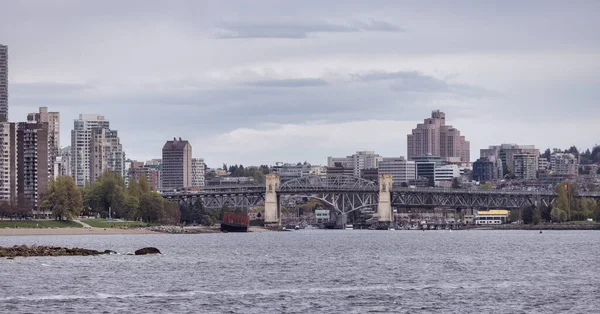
0;228;159;236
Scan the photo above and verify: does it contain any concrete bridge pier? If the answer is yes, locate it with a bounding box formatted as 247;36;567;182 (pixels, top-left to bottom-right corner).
377;174;393;224
264;174;281;225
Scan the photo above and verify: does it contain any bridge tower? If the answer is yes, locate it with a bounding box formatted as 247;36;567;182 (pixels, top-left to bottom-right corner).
264;174;281;225
377;174;393;223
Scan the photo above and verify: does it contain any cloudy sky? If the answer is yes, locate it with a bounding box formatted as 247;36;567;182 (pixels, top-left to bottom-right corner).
1;0;599;167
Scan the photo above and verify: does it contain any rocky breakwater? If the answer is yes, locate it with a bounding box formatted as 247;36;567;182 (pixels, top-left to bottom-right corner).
0;245;114;258
147;226;221;234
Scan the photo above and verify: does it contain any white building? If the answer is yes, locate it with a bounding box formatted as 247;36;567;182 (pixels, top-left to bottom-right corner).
378;157;416;184
513;154;538;179
271;162;311;182
191;158;206;187
309;165;327;178
538;158;550;170
327;151;383;177
550;153;578;176
0;121;16;203
434;164;461;182
71;114;110;186
89;127;125;184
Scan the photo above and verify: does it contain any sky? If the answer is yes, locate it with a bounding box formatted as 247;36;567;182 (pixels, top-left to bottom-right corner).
1;0;599;167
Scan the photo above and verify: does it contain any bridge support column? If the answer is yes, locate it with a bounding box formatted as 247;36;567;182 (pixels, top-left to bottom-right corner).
264;174;281;225
378;174;393;223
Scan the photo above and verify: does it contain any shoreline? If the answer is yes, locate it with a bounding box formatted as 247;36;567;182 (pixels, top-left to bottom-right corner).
0;228;159;236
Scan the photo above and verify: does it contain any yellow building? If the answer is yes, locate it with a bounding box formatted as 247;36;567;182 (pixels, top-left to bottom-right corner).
475;209;509;225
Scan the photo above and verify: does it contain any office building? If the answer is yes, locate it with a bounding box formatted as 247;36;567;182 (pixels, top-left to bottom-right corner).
0;45;7;120
472;156;503;182
161;138;192;190
481;144;539;176
412;154;444;184
327;151;383;177
0;121;17;203
378;157;416;184
191;158;205;187
407;110;470;162
550;153;578;176
434;165;461;182
17;121;49;210
513;154;538;180
71;114;110;186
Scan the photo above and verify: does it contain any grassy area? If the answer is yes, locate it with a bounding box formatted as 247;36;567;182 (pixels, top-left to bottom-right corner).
81;219;149;228
0;220;82;228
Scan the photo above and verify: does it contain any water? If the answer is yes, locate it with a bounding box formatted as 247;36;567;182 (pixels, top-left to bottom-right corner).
1;230;599;313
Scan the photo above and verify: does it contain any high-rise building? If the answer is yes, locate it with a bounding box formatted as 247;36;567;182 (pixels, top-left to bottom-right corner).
28;107;60;179
378;157;416;184
161;138;192;190
0;121;17;203
550;153;578;176
513;154;538;180
407;110;470;162
191;158;206;188
327;151;383;177
71;114;110;186
61;146;72;177
89;127;125;183
17;121;49;211
0;44;8;120
480;144;539;176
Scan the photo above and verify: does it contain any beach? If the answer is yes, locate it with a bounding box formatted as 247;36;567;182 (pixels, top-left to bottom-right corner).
0;227;158;236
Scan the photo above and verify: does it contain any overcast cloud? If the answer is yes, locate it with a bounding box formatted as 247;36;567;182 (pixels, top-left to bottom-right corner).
1;0;599;166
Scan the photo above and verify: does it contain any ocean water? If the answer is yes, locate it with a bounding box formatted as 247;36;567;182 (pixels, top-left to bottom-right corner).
0;230;599;313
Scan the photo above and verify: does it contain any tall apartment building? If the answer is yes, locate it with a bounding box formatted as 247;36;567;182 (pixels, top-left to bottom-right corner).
191;158;206;188
513;154;538;180
327;151;383;177
161;138;192;190
550;153;578;176
71;114;110;186
0;44;8;120
378;157;416;184
0;121;17;203
407;110;470;162
28;107;60;179
61;146;72;177
17;121;49;210
89;127;125;183
480;144;539;176
472;156;502;182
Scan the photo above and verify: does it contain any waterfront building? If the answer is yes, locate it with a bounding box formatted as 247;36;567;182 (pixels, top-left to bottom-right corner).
191;158;205;187
0;44;7;119
17;121;49;211
0;120;17;203
480;144;539;176
407;110;470;162
161;138;192;191
513;154;538;180
377;157;416;184
550;153;578;176
475;209;509;225
71;114;110;186
472;156;502;182
328;151;383;177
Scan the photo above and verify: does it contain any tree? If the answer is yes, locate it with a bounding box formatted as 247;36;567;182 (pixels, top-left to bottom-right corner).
532;207;541;225
522;206;534;224
452;178;462;189
480;182;494;190
508;209;521;223
542;148;551;161
139;176;150;194
42;176;83;220
139;192;164;223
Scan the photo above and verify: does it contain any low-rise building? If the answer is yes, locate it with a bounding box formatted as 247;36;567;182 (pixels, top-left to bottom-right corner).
434;165;460;182
550;153;578;176
475;209;509;225
378;157;416;184
472;156;502;182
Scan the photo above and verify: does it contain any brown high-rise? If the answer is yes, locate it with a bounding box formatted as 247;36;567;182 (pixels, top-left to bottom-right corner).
17;121;49;212
161;138;192;191
407;110;470;162
0;44;7;120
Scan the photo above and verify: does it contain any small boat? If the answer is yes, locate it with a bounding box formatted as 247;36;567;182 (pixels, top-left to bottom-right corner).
388;224;395;231
345;224;353;230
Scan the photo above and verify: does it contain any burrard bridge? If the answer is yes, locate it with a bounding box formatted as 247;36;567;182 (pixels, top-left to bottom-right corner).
161;174;600;224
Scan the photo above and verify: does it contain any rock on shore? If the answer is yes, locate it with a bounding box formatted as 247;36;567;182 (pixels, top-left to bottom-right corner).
0;245;108;258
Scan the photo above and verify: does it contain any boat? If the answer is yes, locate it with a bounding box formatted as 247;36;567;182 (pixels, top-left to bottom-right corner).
345;224;353;230
388;224;396;231
220;213;249;232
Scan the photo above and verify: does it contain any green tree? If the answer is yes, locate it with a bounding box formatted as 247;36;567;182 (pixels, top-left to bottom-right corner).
42;176;83;220
532;207;541;225
139;192;164;223
139;176;151;194
522;206;534;224
480;182;494;190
